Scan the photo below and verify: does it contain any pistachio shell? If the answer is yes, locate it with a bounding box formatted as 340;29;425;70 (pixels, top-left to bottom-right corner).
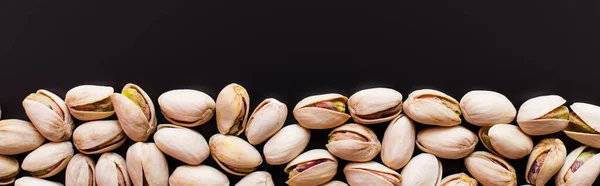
153;124;209;165
0;155;19;185
65;85;114;121
95;152;131;186
0;119;45;155
22;141;74;178
209;134;263;176
479;124;533;159
23;89;74;142
73;120;126;154
293;93;350;129
285;149;338;186
169;165;229;186
326;123;381;162
263;124;310;165
65;153;95;186
245;98;288;145
381;115;415;170
440;173;478;186
555;146;600;186
235;171;274;186
344;161;402;186
517;95;569;135
15;177;63;186
403;89;461;126
320;180;349;186
111;83;157;142
158;89;215;127
525;138;567;185
465;151;517;186
400;153;442;186
216;83;250;135
460;90;516;126
348;88;403;124
126;142;169;186
416;126;477;159
563;102;600;148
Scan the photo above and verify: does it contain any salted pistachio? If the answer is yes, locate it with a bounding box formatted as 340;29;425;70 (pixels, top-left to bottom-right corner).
465;151;517;186
111;83;157;142
154;124;210;165
479;124;533;159
440;173;478;186
320;180;349;186
564;102;600;148
245;98;288;145
216;83;250;135
15;177;63;186
525;138;567;186
381;115;415;170
73;120;126;154
293;93;350;129
209;134;262;176
65;85;114;121
555;146;600;186
416;125;478;159
460;90;517;126
517;95;569;136
23;89;74;142
158;89;215;127
95;153;131;186
263;124;310;165
235;171;274;186
344;161;401;186
0;155;19;185
126;142;169;186
169;165;229;186
403;89;462;126
285;149;338;186
22;141;74;178
65;153;95;186
348;88;403;124
401;153;442;186
326;123;381;162
0;119;45;155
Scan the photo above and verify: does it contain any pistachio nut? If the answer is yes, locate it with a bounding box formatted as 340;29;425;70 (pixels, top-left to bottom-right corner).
381;115;415;170
169;165;229;186
215;83;250;135
400;153;442;186
153;124;209;165
126;142;169;186
15;177;63;186
0;119;45;155
555;146;600;186
348;88;403;124
403;89;462;126
65;153;95;186
235;171;274;186
245;98;288;145
525;138;567;185
21;141;74;178
344;161;402;186
263;124;310;165
0;155;19;185
158;89;215;127
95;152;131;186
73;120;126;154
460;90;517;126
23;89;74;142
416;125;478;159
65;85;114;121
479;124;533;159
564;102;600;148
517;95;569;135
320;180;349;186
326;123;381;162
209;134;262;176
440;173;478;186
465;151;516;186
285;149;338;186
293;93;350;129
111;83;157;142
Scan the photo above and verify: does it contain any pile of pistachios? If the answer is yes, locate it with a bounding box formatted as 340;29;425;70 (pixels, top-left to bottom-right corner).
1;83;600;186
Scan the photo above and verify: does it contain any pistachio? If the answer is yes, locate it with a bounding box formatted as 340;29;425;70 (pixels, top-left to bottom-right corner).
400;153;442;186
111;83;157;142
245;98;288;145
285;149;338;186
479;124;533;159
326;123;381;162
0;119;45;155
21;141;74;178
344;161;401;186
169;165;229;186
95;152;131;186
23;89;74;142
465;151;517;186
209;134;263;176
263;124;311;165
235;171;274;186
440;173;478;186
555;146;600;186
65;153;95;186
153;124;210;165
126;142;169;186
65;85;114;121
0;155;19;185
15;177;63;186
517;95;569;135
525;138;567;185
320;180;349;186
403;89;461;126
73;120;126;154
381;115;415;170
460;90;516;126
416;125;478;159
563;102;600;148
215;83;250;135
158;89;215;127
293;93;351;129
347;88;403;124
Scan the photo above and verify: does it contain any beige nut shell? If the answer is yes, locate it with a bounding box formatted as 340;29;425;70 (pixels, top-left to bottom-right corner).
293;93;350;129
158;89;215;127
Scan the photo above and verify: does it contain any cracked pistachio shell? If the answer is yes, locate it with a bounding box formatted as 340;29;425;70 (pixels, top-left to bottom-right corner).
0;119;45;155
348;88;403;124
15;177;63;186
401;153;442;186
381;115;415;170
22;141;74;178
440;173;478;186
564;102;600;148
23;89;74;142
479;124;533;159
293;93;350;129
111;83;157;142
403;89;462;126
158;89;215;127
284;149;338;186
525;138;567;186
517;95;569;135
95;152;131;186
65;85;114;121
209;134;262;176
0;155;19;185
555;146;600;186
153;124;209;165
465;151;516;186
126;142;169;186
326;123;381;162
73;120;126;154
320;180;348;186
245;98;288;145
65;153;95;186
169;165;229;186
460;90;516;126
263;124;310;165
235;171;274;186
344;161;402;186
216;83;250;135
416;126;477;159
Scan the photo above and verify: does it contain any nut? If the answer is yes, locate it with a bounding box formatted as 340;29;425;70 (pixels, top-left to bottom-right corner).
73;120;126;154
326;123;381;162
235;171;274;186
169;165;229;186
460;90;516;126
0;155;19;185
95;152;131;186
209;134;263;176
111;83;157;142
21;141;74;178
381;115;415;170
65;153;95;186
245;98;287;145
479;124;533;159
15;177;63;186
263;124;311;165
348;88;403;124
525;138;567;185
416;125;478;159
403;89;461;126
344;161;401;186
65;85;114;121
320;180;348;186
0;119;45;155
563;102;600;148
153;124;210;165
126;142;169;186
23;89;74;141
465;151;517;186
517;95;569;135
285;149;338;186
400;153;442;186
158;89;215;127
555;146;600;186
293;93;350;129
440;173;478;186
215;83;250;135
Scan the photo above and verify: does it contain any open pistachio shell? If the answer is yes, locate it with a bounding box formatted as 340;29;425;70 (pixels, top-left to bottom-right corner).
348;88;403;124
555;146;600;186
235;171;274;186
0;119;45;155
95;152;131;186
126;142;169;186
169;165;229;186
22;141;74;178
479;124;533;159
0;155;19;185
216;83;250;135
416;125;478;159
517;95;569;136
158;89;215;127
154;124;210;165
400;153;442;186
320;180;348;186
293;93;350;129
65;153;95;186
381;115;415;170
326;123;381;162
245;98;287;145
263;124;310;165
465;151;517;186
65;85;114;121
403;89;461;126
111;83;157;142
15;177;63;186
23;89;74;142
284;149;338;186
440;172;478;186
525;138;567;186
564;102;600;148
209;134;262;176
460;90;516;126
344;161;402;186
73;120;126;154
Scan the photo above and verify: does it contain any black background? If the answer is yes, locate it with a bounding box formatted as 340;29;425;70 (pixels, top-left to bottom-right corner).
1;0;599;185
